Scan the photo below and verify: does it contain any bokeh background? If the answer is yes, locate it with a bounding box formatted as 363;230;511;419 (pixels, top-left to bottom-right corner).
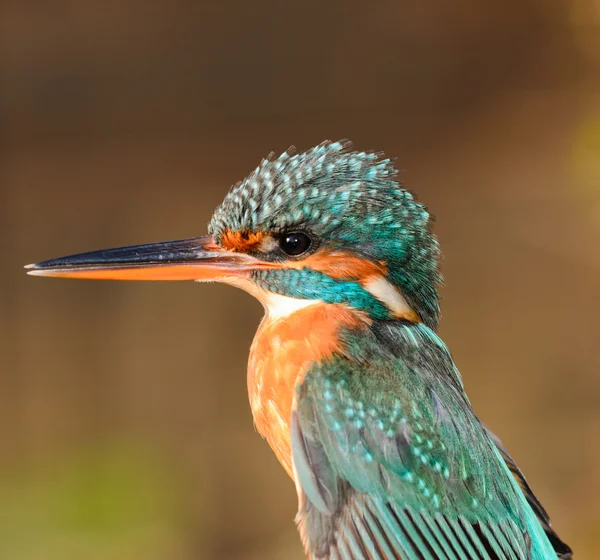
2;1;600;558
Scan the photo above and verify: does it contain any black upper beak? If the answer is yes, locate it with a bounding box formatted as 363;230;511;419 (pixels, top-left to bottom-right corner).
26;235;263;281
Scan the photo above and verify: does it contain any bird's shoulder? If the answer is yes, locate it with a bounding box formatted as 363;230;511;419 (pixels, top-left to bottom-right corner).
296;321;509;512
292;321;560;559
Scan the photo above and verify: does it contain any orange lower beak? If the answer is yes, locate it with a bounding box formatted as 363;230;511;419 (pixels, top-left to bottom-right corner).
25;235;264;281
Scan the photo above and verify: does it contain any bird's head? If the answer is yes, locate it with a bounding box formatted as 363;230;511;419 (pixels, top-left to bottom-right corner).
27;141;442;328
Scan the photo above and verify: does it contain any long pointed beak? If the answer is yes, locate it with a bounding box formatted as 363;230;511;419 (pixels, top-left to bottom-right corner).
25;235;265;281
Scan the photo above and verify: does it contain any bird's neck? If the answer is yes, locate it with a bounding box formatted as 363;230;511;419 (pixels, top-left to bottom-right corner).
247;300;368;477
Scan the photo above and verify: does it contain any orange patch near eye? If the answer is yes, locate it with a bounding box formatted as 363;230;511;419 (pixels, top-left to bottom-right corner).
288;249;387;283
220;229;267;252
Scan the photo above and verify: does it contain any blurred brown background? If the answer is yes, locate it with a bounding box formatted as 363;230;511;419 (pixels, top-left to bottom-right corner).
2;1;600;559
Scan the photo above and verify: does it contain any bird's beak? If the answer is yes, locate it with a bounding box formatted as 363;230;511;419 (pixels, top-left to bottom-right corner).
25;235;266;281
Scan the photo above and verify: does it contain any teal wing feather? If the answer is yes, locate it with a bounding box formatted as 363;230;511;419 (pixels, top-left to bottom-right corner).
486;429;572;559
291;322;567;559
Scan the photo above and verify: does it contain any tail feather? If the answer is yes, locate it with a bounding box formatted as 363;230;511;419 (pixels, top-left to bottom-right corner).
487;429;572;559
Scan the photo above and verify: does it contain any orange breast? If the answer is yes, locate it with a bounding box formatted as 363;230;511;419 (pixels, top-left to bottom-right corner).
247;303;366;477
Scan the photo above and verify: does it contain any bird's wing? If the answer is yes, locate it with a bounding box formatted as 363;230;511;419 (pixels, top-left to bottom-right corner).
291;324;562;560
487;429;572;560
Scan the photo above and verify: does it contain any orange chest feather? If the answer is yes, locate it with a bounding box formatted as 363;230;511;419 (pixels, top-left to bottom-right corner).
247;303;364;477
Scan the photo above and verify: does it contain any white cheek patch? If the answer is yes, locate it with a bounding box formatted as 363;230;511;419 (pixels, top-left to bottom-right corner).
363;275;418;321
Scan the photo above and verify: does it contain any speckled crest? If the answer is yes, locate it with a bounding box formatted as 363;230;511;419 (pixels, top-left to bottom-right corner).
209;140;442;327
210;140;399;238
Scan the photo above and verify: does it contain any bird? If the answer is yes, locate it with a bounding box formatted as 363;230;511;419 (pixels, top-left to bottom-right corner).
27;140;572;560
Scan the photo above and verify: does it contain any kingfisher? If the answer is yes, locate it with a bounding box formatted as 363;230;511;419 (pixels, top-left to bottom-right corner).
27;141;572;559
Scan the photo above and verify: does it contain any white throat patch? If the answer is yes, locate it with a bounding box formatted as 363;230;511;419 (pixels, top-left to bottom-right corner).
262;292;322;320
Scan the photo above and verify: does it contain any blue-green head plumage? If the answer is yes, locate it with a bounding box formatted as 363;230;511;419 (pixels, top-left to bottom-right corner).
209;140;442;328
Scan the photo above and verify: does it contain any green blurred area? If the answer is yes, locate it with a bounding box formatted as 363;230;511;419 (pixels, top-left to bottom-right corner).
0;443;190;560
2;1;600;559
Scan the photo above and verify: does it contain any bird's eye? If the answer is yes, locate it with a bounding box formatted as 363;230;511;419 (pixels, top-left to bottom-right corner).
279;232;312;256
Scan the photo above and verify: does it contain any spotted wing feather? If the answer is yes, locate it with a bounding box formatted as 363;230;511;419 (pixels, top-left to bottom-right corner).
291;323;567;559
487;429;572;560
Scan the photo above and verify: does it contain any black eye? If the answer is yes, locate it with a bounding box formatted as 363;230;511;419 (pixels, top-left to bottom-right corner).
279;232;312;256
